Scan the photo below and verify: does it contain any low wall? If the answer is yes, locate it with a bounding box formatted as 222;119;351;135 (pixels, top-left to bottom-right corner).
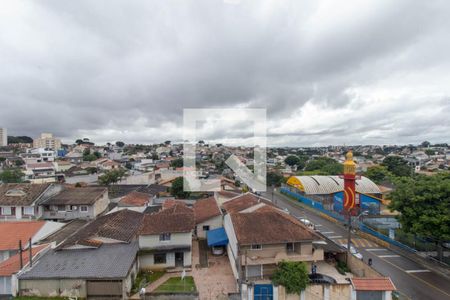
344;252;381;278
277;283;351;300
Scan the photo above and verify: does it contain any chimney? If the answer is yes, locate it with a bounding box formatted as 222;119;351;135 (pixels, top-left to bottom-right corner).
19;240;23;269
29;238;32;267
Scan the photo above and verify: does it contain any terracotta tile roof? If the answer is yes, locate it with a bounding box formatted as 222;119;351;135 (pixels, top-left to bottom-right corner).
222;193;276;213
44;186;107;205
0;183;50;206
118;191;150;207
230;208;320;245
217;190;241;198
140;202;194;235
351;278;396;291
0;244;49;276
193;197;221;224
0;221;46;251
58;209;145;249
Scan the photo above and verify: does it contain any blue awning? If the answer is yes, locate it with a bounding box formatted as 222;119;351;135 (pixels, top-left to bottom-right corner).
207;227;228;247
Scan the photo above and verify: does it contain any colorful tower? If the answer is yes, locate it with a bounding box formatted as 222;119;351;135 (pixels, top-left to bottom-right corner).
343;151;358;215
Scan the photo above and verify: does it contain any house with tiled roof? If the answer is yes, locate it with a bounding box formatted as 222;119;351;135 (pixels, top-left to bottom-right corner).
0;244;49;296
138;201;195;270
224;203;323;283
17;209;144;299
351;277;396;300
40;186;109;221
193;196;222;238
221;192;277;214
0;183;60;220
0;221;64;262
117;191;150;207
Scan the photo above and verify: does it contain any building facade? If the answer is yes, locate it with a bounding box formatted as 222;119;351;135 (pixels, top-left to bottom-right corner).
0;128;7;147
33;133;61;150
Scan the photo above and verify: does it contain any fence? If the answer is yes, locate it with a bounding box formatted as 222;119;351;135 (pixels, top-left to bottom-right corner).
280;187;417;254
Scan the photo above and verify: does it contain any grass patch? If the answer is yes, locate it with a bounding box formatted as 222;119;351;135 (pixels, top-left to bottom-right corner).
131;270;166;293
155;276;196;293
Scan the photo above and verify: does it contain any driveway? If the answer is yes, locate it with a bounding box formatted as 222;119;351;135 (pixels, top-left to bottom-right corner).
192;239;238;300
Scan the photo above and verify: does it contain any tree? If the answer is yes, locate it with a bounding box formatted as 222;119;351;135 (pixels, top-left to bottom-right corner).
389;174;450;261
421;141;431;148
425;149;435;156
304;157;343;175
75;139;83;145
272;261;309;294
164;140;171;146
7;136;33;144
284;155;300;167
381;156;412;177
170;158;184;168
0;169;24;183
267;172;284;187
98;169;127;185
365;166;392;184
170;177;190;199
115;141;125;147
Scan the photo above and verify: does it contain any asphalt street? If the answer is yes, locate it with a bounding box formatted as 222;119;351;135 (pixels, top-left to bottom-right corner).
261;190;450;300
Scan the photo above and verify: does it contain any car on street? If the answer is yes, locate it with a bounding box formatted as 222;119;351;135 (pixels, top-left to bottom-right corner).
341;244;363;260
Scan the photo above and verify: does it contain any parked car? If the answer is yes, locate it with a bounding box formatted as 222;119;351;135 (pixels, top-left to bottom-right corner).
341;244;363;260
299;218;315;230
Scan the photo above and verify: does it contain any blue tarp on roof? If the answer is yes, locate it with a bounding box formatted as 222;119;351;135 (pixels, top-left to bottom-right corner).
207;227;228;247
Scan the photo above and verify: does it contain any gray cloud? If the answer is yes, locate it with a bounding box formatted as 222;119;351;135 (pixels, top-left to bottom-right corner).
0;0;449;146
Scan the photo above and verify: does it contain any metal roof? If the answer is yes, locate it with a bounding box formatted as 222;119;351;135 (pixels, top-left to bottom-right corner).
288;175;381;195
18;242;138;280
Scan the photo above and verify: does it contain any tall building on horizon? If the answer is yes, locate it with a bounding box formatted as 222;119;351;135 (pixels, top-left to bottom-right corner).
33;132;61;150
0;127;7;146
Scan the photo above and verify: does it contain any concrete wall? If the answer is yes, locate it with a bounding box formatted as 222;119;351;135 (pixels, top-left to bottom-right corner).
277;284;352;300
196;215;222;239
19;279;87;298
139;232;192;249
344;253;381;278
93;190;110;216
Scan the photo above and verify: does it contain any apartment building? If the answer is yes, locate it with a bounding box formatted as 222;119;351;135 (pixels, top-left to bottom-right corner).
33;133;61;150
0;128;7;146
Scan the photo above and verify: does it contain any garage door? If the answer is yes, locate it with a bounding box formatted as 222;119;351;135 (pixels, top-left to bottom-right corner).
86;280;122;299
0;276;11;295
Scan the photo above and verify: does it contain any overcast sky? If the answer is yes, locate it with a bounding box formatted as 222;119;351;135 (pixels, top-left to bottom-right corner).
1;0;449;146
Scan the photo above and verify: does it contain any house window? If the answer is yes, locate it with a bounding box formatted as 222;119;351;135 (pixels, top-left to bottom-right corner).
286;243;294;253
1;207;12;215
23;206;34;216
202;225;210;231
80;206;88;212
246;265;263;278
251;244;262;250
154;253;167;264
57;205;66;212
159;233;171;241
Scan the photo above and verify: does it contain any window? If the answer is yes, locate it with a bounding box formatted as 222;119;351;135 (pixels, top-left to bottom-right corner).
159;233;171;241
57;205;66;212
251;244;262;250
154;253;167;264
1;207;12;215
23;206;34;215
202;225;210;231
286;243;294;253
80;206;88;212
246;265;263;278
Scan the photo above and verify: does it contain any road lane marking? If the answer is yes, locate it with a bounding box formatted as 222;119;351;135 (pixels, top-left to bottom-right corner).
328;235;343;238
378;255;400;258
405;270;431;273
366;249;386;251
375;255;450;297
322;231;334;234
315;224;323;227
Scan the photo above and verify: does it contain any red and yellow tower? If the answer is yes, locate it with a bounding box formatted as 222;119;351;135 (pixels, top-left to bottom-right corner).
343;151;358;215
